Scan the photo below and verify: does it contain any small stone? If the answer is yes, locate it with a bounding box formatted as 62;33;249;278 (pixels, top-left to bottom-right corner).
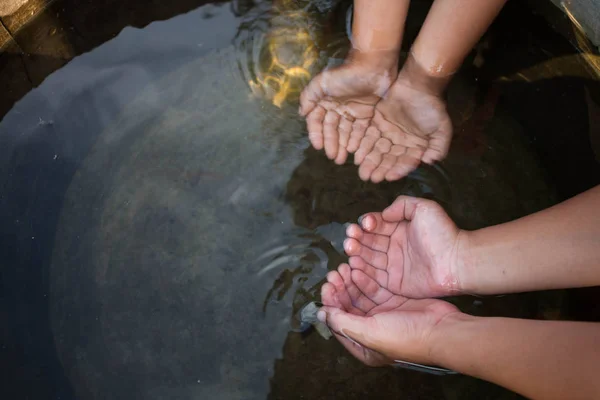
299;301;332;340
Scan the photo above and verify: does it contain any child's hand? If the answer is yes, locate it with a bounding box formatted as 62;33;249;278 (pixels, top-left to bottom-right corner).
354;59;453;182
300;52;452;182
343;195;467;299
299;51;398;165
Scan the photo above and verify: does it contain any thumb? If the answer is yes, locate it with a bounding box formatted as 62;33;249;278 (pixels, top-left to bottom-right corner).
299;73;325;117
318;307;374;348
382;195;434;222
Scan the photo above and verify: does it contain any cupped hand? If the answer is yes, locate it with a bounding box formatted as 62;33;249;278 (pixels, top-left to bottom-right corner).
319;263;459;366
353;76;453;183
343;195;467;299
299;54;397;165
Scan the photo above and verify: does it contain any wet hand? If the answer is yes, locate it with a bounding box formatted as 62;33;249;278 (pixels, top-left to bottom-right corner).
343;196;466;299
319;263;459;366
299;52;397;165
353;76;453;182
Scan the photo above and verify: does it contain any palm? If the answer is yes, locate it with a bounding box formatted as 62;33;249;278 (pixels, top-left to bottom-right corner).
321;264;458;366
344;196;461;298
354;78;453;182
299;62;395;165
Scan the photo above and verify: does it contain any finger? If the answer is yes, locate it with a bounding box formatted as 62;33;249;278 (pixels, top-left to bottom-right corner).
357;213;399;236
299;74;324;116
339;263;376;312
357;154;381;182
351;269;394;305
348;256;390;288
321;282;342;308
335;117;353;165
382;195;438;222
373;140;413;183
384;163;417;182
371;153;396;183
358;136;391;181
347;119;369;153
344;234;390;259
363;138;393;183
343;238;388;270
383;150;422;182
306;106;326;150
323;110;341;160
318;306;376;350
319;308;391;367
326;269;359;314
422;122;453;164
335;146;349;165
346;224;390;252
327;268;368;315
354;125;380;165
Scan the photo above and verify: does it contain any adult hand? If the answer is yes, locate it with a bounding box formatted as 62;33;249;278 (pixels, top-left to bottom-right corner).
343;196;467;298
319;263;460;366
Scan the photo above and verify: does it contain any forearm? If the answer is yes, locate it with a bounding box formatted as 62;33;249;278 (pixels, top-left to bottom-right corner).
459;185;600;295
433;314;600;399
399;0;506;94
349;0;411;71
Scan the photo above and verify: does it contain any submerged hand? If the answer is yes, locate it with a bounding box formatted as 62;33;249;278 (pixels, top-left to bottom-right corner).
353;76;453;182
299;52;397;165
343;196;466;299
319;263;459;366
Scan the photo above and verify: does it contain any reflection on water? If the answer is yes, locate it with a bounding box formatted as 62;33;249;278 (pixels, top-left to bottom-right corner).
235;0;347;108
0;0;572;399
560;1;600;77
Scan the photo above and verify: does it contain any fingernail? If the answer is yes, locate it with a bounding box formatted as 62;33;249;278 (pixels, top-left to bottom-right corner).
317;310;326;322
357;215;365;225
343;238;350;251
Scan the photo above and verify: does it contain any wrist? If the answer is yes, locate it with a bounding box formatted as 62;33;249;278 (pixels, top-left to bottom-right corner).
395;51;452;97
346;48;400;80
428;312;479;370
452;229;478;296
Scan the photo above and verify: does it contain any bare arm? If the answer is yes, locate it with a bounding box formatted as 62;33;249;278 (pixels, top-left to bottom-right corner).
412;0;507;76
351;0;507;79
298;0;410;116
399;0;507;94
433;314;600;400
319;263;600;399
459;185;600;295
348;0;410;72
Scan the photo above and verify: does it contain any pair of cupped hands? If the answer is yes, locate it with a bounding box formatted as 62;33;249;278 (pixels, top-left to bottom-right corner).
317;195;466;368
298;50;453;183
299;54;460;367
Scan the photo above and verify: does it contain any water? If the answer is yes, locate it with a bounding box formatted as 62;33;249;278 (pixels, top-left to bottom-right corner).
1;0;596;399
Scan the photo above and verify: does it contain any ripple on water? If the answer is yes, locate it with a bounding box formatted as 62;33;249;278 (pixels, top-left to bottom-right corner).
29;1;563;399
249;225;347;332
249;161;454;335
234;0;349;110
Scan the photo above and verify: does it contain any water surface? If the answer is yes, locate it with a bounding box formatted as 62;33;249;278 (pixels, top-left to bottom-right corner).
0;1;582;399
